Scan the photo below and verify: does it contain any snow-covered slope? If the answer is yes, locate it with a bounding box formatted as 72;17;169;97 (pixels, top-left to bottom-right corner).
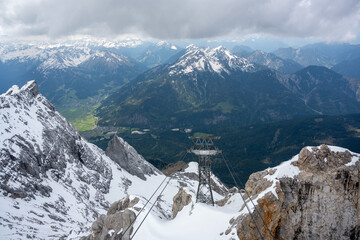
168;45;255;76
0;81;164;239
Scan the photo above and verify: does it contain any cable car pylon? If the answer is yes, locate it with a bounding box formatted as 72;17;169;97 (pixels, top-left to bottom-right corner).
188;136;221;206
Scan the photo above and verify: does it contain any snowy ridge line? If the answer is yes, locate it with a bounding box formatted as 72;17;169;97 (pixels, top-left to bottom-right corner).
168;45;255;76
0;44;131;72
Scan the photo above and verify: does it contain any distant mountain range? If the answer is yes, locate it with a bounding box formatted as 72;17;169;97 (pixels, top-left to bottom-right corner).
0;41;183;107
0;44;146;105
273;43;360;68
235;50;303;74
96;45;360;128
331;57;360;80
1;40;360;132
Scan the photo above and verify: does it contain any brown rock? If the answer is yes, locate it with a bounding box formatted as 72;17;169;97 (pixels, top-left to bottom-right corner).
172;187;192;218
162;161;189;176
245;171;272;198
236;145;360;240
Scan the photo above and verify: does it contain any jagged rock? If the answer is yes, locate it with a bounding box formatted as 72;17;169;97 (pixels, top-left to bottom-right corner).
172;187;192;218
217;187;239;207
107;196;139;215
245;170;273;198
236;145;360;240
105;134;161;180
296;144;352;172
88;196;139;240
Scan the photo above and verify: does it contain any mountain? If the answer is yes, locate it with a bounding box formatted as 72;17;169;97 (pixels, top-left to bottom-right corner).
242;50;303;74
231;45;253;57
0;80;156;238
168;45;257;76
0;81;228;239
96;45;360;129
0;42;146;105
273;43;360;68
332;57;360;80
136;41;182;68
277;66;360;114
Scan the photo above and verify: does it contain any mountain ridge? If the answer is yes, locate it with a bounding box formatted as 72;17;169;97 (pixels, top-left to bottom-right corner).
96;46;360;128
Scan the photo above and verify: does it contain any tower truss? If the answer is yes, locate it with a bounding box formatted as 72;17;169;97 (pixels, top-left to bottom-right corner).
188;136;221;205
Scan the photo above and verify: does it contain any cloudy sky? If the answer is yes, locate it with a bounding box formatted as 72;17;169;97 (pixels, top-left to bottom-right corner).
1;0;359;43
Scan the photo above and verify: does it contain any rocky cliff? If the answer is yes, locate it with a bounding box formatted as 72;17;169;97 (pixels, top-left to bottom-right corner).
234;145;360;240
105;135;161;180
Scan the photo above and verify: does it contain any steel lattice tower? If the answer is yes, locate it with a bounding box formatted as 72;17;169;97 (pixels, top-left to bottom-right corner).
188;136;221;206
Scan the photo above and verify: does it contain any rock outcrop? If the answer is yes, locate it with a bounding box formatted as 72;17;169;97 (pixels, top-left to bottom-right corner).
105;134;161;180
162;161;189;176
172;187;192;218
83;196;139;240
235;145;360;240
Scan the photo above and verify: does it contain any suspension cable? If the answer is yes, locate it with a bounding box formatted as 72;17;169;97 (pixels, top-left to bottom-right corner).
121;175;168;239
220;153;265;240
220;153;276;240
224;154;276;240
130;175;173;240
121;150;188;239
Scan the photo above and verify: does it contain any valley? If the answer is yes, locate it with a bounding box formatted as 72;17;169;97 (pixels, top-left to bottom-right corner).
82;113;360;185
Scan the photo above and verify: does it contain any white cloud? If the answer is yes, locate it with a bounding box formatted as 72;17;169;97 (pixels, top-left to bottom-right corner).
0;0;359;42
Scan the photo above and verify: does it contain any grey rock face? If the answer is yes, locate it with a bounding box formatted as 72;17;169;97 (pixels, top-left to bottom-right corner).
0;81;159;239
87;196;139;240
236;145;360;240
105;134;161;180
1;81;112;200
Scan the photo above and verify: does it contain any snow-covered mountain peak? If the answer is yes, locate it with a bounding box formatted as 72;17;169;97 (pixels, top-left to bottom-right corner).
185;44;198;49
0;43;132;73
4;79;37;97
156;41;177;50
168;45;255;76
0;81;167;238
